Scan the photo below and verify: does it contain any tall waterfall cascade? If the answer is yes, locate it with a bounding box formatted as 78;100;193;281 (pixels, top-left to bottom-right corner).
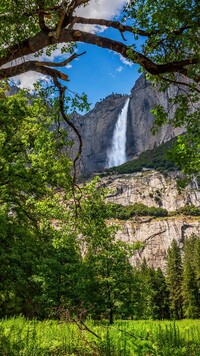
106;97;130;168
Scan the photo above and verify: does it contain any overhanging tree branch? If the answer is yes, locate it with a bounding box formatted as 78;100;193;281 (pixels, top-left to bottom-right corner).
1;29;199;81
0;51;86;80
157;74;200;94
0;60;69;81
52;75;82;184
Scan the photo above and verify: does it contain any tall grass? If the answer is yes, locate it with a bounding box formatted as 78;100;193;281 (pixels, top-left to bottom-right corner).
1;317;200;355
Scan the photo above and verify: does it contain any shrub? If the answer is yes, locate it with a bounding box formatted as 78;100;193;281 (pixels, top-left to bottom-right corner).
178;205;200;216
107;203;168;220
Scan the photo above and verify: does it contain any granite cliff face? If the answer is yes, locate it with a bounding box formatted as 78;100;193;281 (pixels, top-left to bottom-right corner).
69;74;185;175
126;75;184;159
79;94;128;174
66;93;128;174
103;170;200;270
68;75;200;271
105;170;200;211
116;216;200;271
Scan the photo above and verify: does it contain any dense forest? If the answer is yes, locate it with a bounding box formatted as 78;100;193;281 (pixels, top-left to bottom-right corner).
0;85;199;324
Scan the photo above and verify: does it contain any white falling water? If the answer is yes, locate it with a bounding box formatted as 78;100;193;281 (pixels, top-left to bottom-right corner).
107;97;130;168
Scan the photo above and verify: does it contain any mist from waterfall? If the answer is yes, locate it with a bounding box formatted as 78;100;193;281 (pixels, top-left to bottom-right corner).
107;97;130;168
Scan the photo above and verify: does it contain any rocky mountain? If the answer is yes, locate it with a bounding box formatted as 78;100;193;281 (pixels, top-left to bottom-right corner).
103;170;200;271
68;74;185;176
68;93;128;174
7;78;199;271
126;74;184;159
66;74;199;271
7;74;185;177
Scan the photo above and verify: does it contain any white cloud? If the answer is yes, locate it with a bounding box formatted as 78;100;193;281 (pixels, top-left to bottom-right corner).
75;0;127;32
116;66;123;72
118;54;133;67
76;0;126;19
12;71;49;90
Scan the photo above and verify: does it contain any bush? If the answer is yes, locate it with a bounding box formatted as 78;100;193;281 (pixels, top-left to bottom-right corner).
177;205;200;216
107;203;168;220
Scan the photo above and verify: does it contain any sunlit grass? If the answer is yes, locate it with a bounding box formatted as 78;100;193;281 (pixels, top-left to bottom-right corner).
1;317;200;355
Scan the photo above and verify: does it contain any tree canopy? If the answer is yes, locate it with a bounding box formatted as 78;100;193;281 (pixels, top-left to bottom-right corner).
0;0;199;82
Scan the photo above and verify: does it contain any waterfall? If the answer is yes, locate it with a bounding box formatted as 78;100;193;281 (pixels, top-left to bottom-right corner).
191;175;199;190
107;97;130;168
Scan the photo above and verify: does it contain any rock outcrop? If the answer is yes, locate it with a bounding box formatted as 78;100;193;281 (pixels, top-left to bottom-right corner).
68;74;185;175
126;75;184;159
103;170;200;270
116;216;200;271
105;170;200;211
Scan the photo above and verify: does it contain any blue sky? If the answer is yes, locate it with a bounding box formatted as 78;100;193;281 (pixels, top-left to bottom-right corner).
62;43;140;109
13;0;142;110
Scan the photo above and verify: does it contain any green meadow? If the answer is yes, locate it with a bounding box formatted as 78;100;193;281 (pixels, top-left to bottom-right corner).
1;317;200;355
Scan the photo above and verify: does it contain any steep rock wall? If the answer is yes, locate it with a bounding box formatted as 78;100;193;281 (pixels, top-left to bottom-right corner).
80;94;128;174
69;74;185;175
104;170;200;211
103;170;200;270
126;75;184;158
115;216;200;270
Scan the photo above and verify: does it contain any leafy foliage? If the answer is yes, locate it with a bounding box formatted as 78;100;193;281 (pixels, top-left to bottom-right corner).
125;0;200;175
125;0;199;67
0;85;81;317
176;205;200;216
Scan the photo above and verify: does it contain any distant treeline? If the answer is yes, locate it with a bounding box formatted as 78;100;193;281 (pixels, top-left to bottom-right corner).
107;202;168;219
107;203;200;220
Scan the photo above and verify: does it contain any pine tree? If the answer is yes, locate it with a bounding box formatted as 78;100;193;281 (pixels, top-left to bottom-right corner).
166;239;183;319
192;236;200;292
154;268;170;320
182;260;200;318
182;236;200;318
139;265;170;320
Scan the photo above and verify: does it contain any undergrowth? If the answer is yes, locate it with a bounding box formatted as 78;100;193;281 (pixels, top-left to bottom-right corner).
1;317;200;355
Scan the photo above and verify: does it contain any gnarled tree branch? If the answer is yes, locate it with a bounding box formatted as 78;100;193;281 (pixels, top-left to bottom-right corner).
0;60;69;81
1;28;199;82
35;50;86;67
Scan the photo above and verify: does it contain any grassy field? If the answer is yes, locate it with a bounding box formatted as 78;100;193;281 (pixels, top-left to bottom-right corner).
1;317;200;355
